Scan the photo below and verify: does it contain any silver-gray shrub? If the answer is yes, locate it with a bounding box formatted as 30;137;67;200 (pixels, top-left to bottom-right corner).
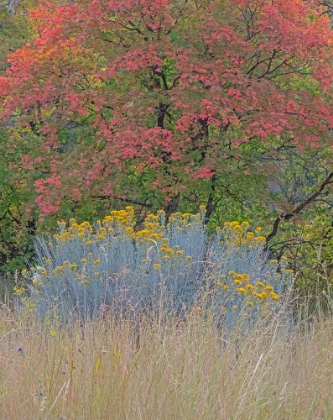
27;209;293;324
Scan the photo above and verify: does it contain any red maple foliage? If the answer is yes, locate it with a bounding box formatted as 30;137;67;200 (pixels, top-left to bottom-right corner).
1;0;333;216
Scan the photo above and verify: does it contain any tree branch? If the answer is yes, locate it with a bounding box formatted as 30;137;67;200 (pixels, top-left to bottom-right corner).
266;171;333;243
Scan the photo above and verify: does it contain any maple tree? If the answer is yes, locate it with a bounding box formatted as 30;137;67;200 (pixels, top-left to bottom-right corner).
1;0;333;232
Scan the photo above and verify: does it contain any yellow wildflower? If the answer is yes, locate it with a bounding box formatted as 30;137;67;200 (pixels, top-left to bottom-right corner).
233;225;243;234
256;236;266;243
246;232;254;240
151;233;163;240
81;221;91;227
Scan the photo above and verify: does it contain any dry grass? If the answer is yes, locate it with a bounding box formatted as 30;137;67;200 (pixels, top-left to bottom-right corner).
1;304;333;420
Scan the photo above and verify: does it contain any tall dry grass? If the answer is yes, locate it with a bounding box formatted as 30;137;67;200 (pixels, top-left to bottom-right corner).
1;303;333;420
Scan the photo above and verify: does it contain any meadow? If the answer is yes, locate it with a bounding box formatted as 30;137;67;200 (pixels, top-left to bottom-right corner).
2;1;333;418
0;208;331;419
2;308;333;419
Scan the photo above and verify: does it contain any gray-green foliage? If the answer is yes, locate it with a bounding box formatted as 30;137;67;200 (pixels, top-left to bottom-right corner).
25;210;292;325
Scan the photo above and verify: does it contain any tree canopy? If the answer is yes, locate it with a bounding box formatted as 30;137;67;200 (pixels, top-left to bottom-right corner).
1;0;332;221
2;0;333;296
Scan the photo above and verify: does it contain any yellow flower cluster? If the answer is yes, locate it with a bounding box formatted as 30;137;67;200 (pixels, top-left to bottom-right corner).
133;212;164;242
14;286;24;295
222;221;266;248
53;209;263;255
55;207;138;244
218;270;280;303
55;219;93;243
156;238;188;262
168;211;202;229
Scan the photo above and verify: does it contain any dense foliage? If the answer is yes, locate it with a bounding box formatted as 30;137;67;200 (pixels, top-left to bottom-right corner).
1;0;333;306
